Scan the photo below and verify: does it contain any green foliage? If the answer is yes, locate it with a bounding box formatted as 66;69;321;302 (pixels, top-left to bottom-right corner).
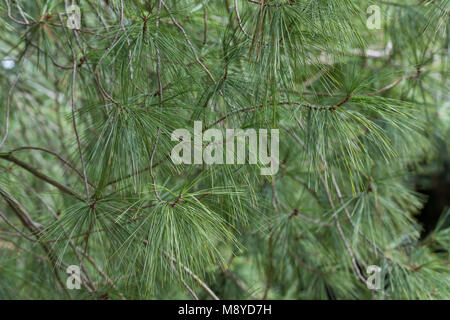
0;0;449;299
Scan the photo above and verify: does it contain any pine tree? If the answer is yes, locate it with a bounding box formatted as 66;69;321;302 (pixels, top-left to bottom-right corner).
0;0;449;300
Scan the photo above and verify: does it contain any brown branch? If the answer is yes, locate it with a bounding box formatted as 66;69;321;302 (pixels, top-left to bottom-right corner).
57;15;91;201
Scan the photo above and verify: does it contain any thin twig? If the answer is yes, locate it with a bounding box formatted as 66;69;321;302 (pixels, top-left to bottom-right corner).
57;14;90;201
0;58;25;149
4;0;31;25
164;252;220;300
0;154;85;201
235;0;249;37
9;146;95;187
161;0;216;83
